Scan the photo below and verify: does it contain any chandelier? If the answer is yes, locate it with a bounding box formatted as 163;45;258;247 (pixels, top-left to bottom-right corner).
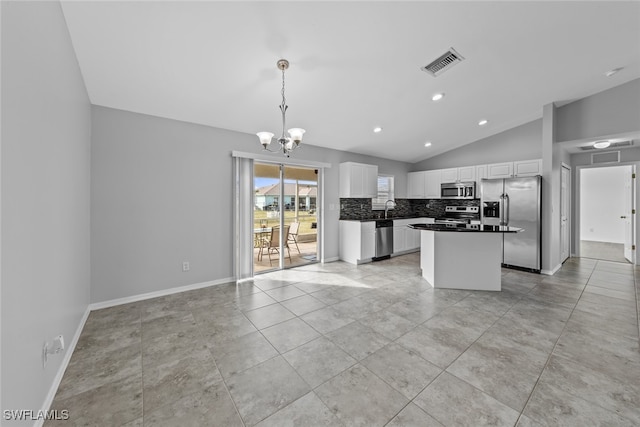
256;59;305;157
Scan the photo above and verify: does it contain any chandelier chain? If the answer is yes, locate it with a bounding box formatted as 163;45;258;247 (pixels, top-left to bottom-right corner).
279;67;287;140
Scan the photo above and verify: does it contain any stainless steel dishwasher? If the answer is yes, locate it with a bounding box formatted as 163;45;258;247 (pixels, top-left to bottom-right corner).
373;219;393;260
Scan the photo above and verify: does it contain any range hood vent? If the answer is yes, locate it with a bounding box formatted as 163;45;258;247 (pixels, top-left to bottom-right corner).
421;48;465;77
579;140;633;151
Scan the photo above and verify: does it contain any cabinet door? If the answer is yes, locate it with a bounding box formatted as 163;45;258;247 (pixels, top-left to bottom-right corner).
487;162;514;179
407;171;426;199
364;164;379;198
440;168;458;183
340;162;378;198
361;222;376;260
393;226;407;253
424;170;441;198
476;165;488;182
458;166;475;182
514;159;541;177
405;227;419;250
351;164;366;197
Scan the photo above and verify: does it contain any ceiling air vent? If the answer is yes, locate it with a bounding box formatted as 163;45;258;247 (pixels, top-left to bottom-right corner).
579;140;633;151
421;48;465;77
592;151;620;165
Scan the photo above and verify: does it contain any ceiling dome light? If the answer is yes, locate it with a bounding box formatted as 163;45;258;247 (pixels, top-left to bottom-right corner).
593;140;611;149
431;93;444;101
424;142;432;147
373;127;383;133
605;67;623;77
478;119;488;126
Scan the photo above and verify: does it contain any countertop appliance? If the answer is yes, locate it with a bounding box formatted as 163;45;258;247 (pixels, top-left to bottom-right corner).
373;219;393;260
434;206;480;225
481;176;541;273
441;181;476;199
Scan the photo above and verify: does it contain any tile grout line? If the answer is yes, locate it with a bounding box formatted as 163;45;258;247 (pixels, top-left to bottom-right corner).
513;260;603;426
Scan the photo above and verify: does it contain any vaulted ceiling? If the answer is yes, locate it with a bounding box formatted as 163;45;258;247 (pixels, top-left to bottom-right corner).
60;1;640;163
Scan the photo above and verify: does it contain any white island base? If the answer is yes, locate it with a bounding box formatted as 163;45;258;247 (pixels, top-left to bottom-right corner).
420;230;503;291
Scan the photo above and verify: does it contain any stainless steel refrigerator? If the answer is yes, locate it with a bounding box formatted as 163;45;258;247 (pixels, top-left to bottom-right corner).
481;176;541;273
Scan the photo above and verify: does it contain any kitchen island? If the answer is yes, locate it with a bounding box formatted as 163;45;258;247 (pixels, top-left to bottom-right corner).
408;223;522;291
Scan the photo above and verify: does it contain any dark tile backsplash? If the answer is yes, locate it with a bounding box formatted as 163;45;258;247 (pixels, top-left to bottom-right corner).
339;198;480;220
339;198;373;220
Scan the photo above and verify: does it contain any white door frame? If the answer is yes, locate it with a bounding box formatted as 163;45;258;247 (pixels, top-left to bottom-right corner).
561;163;571;263
232;151;331;278
575;161;639;265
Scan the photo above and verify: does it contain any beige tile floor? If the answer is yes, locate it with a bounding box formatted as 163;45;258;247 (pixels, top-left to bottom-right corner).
46;254;640;426
580;239;628;263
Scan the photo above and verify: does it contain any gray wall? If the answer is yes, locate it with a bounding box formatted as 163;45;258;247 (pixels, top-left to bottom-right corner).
1;1;91;421
411;119;542;171
91;106;411;303
557;78;640;143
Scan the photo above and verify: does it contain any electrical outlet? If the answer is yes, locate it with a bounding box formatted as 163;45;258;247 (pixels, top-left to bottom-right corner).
182;261;190;272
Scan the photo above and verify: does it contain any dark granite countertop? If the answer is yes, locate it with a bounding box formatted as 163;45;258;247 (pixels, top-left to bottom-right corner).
339;216;431;222
408;223;522;233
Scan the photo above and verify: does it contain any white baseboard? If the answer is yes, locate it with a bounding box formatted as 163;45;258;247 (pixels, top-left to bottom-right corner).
322;257;340;263
37;305;91;427
541;264;562;275
37;276;236;422
89;277;235;311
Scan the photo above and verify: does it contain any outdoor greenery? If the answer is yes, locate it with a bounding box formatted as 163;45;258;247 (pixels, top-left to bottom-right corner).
254;210;317;236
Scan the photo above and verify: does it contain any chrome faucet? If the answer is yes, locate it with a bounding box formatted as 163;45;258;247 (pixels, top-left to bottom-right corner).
384;200;396;219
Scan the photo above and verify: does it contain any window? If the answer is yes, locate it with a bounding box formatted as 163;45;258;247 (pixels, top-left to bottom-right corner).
372;174;394;210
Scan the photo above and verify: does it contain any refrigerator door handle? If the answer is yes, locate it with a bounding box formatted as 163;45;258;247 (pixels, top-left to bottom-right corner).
499;194;505;226
504;193;510;226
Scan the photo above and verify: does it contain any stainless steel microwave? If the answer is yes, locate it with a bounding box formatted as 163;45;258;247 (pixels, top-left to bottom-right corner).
441;181;476;199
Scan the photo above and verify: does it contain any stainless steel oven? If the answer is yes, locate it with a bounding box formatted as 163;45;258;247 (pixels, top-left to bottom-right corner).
441;181;476;199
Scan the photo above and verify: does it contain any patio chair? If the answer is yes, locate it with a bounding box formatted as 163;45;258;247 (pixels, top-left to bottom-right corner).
258;225;291;266
288;221;301;254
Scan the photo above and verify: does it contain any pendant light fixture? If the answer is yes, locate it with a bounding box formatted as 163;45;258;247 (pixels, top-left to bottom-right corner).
256;59;305;157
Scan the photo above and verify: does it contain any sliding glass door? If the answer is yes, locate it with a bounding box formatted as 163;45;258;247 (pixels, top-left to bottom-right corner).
253;162;318;273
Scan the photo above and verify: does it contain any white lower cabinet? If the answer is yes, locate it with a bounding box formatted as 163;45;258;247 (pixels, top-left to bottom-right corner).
339;221;376;264
392;218;434;254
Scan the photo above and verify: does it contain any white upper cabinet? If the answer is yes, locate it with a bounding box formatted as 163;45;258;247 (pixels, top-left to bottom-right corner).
440;168;458;183
440;166;476;183
487;162;515;179
514;159;542;177
340;162;378;198
487;159;542;179
458;166;476;182
408;159;541;198
407;171;426;199
407;170;441;199
424;170;441;198
476;164;488;182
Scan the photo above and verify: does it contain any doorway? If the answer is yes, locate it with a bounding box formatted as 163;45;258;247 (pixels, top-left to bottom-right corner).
253;162;319;273
579;165;634;263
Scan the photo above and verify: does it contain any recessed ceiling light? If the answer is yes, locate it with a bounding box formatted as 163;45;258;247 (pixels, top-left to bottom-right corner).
373;127;383;133
431;93;444;101
424;142;432;147
593;140;611;149
478;119;488;126
605;67;623;77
